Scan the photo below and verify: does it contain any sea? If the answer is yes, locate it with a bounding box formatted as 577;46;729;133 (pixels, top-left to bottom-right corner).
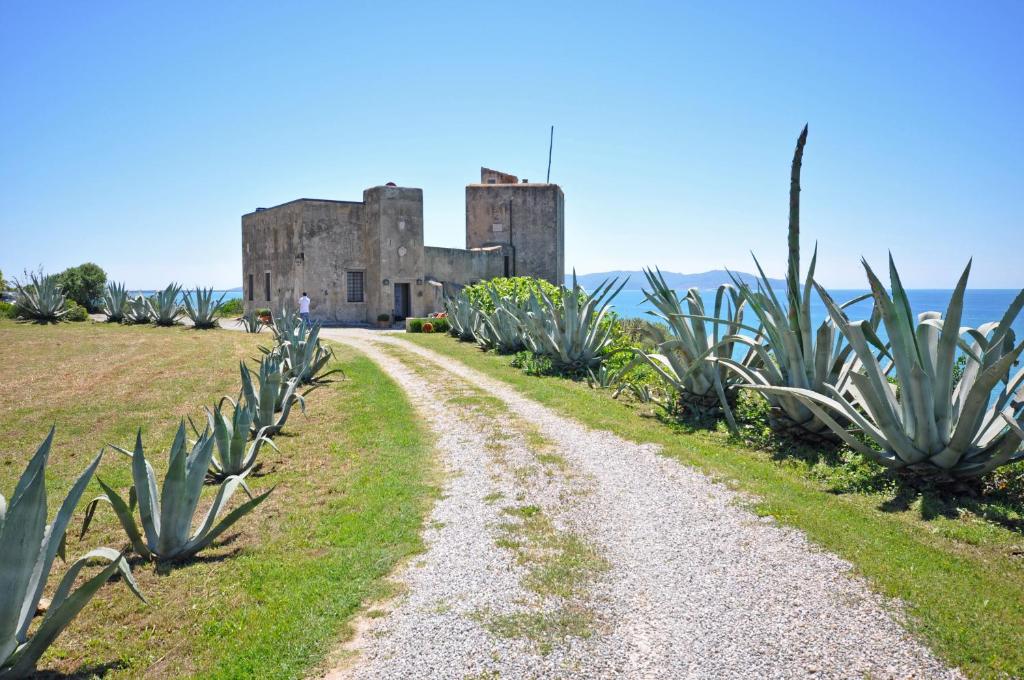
608;288;1024;341
134;287;1024;340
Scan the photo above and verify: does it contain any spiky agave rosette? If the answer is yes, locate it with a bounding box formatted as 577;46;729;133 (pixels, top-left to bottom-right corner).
754;256;1024;484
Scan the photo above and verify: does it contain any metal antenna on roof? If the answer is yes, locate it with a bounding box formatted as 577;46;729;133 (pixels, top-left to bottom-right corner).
546;125;554;183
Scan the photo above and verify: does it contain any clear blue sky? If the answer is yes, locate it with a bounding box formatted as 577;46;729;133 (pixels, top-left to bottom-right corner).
2;1;1021;289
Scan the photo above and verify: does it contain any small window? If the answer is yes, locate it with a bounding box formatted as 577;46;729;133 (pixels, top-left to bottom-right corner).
264;272;271;301
347;271;364;303
247;274;254;301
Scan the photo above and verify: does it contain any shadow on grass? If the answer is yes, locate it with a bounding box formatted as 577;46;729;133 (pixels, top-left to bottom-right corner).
34;660;128;679
15;318;63;325
155;546;245;575
726;410;1024;539
114;533;245;576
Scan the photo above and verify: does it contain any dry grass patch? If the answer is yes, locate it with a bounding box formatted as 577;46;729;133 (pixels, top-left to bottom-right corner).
0;320;437;679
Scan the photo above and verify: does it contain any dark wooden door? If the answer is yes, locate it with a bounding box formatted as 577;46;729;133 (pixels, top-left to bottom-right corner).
393;283;411;320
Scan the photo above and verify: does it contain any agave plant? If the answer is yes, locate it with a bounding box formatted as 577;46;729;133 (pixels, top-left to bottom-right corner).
13;270;68;322
472;287;526;354
267;307;309;346
123;295;153;324
704;126;876;442
149;283;183;326
237;310;263;333
629;268;752;430
444;291;475;341
586;363;622;389
101;281;128;323
754;258;1024;483
240;355;305;436
182;287;226;329
204;397;276;481
81;423;273;562
1;430;143;679
262;321;340;385
520;272;626;373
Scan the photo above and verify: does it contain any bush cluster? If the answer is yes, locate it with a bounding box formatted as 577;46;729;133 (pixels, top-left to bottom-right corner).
56;262;107;312
463;276;562;313
407;317;449;333
65;300;89;321
218;298;244;316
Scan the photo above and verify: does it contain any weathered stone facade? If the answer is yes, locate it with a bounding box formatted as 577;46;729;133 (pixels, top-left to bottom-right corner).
241;169;564;324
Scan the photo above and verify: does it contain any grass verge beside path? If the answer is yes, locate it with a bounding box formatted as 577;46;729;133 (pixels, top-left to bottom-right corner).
0;320;438;679
400;332;1024;679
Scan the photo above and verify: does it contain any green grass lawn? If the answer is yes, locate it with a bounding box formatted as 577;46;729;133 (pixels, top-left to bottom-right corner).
401;332;1024;679
0;320;438;679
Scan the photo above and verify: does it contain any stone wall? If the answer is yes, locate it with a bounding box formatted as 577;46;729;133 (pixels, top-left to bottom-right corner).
423;245;505;287
241;199;368;323
465;183;564;285
241;202;300;315
297;200;367;322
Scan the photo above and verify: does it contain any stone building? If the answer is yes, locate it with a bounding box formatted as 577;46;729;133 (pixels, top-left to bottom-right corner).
241;168;564;324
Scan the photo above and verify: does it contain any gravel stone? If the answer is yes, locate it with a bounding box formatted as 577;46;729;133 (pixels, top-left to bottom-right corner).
319;329;960;680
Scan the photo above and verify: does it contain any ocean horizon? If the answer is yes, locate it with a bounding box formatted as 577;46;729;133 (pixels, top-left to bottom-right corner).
610;288;1024;343
136;286;1024;338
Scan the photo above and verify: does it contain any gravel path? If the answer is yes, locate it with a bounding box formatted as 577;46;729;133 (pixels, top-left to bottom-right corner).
319;328;959;680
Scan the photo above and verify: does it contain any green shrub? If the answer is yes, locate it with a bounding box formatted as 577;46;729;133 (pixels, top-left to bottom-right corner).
377;312;391;323
463;276;562;314
218;298;244;316
510;350;556;376
408;319;424;333
431;317;449;333
56;262;107;312
0;301;15;319
65;300;89;322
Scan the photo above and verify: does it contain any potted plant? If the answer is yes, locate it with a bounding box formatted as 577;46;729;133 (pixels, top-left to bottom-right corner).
376;312;391;328
256;308;272;324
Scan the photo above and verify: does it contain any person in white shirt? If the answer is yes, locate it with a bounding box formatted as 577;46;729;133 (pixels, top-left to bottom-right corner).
298;292;311;324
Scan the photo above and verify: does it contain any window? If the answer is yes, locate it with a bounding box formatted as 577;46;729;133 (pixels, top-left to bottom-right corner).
264;272;271;301
247;274;254;301
347;271;364;303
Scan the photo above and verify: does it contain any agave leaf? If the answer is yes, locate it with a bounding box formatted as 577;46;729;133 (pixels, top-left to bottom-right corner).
124;432;161;548
16;448;104;642
82;481;151;560
0;432;50;665
181;482;274;558
1;551;141;678
751;385;893;463
156;424;192;556
946;340;1024;453
47;548;145;614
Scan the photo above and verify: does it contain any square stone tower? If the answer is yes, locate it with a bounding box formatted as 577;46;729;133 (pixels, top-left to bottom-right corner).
465;167;564;285
363;185;429;320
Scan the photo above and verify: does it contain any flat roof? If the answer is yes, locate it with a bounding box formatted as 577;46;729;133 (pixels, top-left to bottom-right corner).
243;197;363;216
466;182;561;189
